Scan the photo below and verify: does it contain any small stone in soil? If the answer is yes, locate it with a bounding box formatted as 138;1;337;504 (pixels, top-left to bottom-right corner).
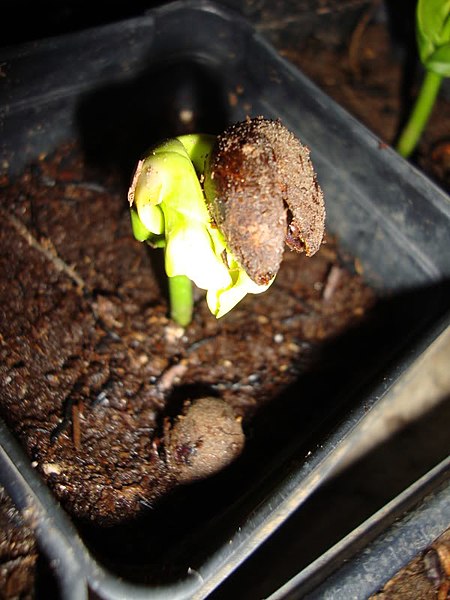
165;397;245;484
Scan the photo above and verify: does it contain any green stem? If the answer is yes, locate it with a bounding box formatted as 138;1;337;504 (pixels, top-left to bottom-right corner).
168;274;193;327
396;69;443;158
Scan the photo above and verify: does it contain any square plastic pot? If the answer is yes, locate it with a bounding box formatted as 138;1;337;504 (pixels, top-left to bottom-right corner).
1;1;449;598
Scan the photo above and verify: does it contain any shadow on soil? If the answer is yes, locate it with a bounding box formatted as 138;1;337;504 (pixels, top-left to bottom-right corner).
74;279;450;586
72;44;450;589
75;57;229;188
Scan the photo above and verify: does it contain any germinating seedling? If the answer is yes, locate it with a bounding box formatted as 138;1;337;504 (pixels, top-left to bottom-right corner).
128;117;325;326
396;0;450;158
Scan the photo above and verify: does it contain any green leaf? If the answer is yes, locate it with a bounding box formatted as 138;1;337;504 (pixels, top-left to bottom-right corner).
206;259;273;319
426;42;450;76
164;214;232;291
417;0;450;69
130;208;152;241
176;134;215;174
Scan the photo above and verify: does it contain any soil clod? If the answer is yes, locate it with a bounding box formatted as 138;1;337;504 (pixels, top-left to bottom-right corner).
165;397;245;484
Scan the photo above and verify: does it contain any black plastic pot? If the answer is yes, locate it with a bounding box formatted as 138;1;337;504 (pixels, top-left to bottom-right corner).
1;1;449;598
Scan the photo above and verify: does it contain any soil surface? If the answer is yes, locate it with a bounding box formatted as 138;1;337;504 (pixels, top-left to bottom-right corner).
0;487;38;599
0;142;374;526
280;18;450;195
1;6;449;599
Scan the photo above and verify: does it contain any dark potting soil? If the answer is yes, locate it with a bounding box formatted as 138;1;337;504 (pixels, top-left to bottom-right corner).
281;19;450;195
0;141;375;529
1;8;449;598
0;486;38;599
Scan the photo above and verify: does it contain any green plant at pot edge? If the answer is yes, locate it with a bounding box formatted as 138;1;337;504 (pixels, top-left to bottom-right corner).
128;134;272;327
396;0;450;158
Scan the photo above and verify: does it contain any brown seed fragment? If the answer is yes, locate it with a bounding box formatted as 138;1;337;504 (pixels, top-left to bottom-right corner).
256;118;326;257
204;118;286;285
204;116;325;285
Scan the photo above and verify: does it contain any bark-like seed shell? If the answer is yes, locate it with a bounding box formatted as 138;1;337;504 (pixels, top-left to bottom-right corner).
255;118;325;256
205;118;286;285
204;117;325;285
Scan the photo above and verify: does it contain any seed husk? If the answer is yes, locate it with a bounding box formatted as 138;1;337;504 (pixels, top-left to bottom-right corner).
204;116;325;285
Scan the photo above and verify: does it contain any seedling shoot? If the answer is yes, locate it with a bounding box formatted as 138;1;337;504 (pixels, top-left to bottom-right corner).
396;0;450;158
128;117;325;326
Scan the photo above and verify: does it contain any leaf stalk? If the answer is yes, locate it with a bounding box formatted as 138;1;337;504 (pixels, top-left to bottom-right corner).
168;274;193;328
396;69;443;158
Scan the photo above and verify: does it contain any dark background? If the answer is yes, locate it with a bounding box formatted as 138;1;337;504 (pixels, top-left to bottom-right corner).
0;0;156;46
0;1;417;50
3;1;237;47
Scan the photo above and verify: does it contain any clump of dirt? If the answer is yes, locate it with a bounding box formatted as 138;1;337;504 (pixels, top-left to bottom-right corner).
165;397;245;484
0;142;374;525
205;117;325;285
370;528;450;600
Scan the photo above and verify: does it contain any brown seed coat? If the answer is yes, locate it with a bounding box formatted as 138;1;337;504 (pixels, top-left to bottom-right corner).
204;117;325;285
